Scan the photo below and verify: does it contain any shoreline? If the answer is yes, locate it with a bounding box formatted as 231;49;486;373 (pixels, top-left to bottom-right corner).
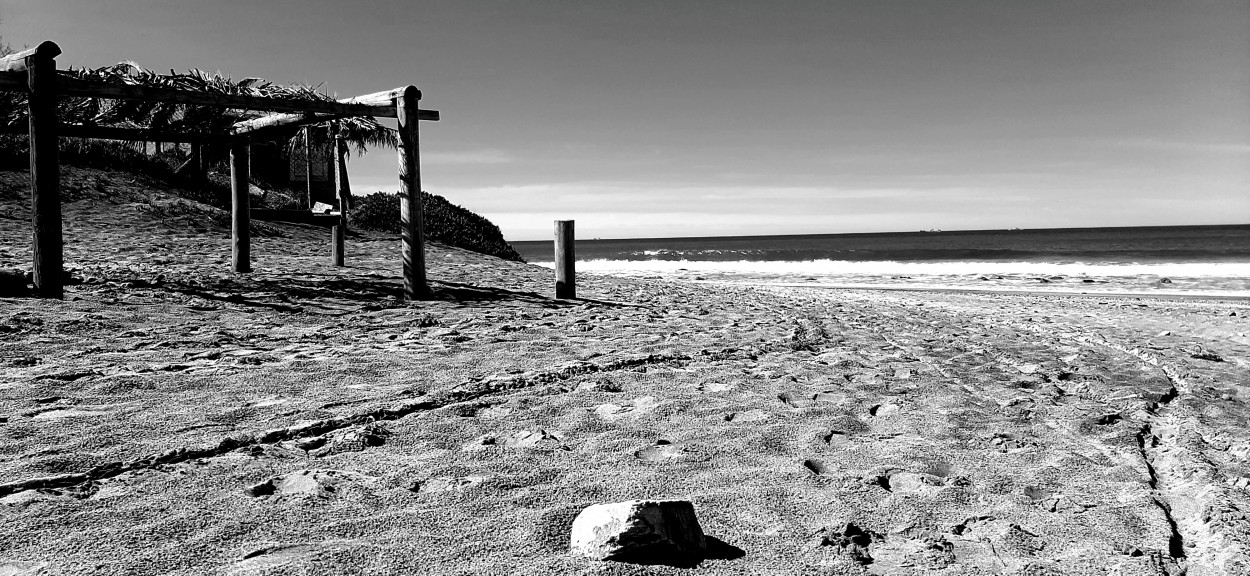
734;281;1250;302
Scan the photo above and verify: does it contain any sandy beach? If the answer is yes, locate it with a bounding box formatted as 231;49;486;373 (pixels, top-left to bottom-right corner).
2;169;1249;575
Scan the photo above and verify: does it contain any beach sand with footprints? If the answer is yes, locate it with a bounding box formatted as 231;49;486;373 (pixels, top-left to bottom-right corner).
2;168;1249;575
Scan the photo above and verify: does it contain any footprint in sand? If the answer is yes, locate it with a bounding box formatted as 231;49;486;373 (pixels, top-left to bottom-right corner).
0;560;48;576
244;469;376;500
230;543;341;575
464;429;566;451
802;459;828;475
29;407;112;420
724;409;770;423
812;391;849;405
246;396;289;408
698;381;735;393
777;391;809;408
634;439;713;463
885;472;946;494
592;396;659;421
867;403;900;417
410;475;491;494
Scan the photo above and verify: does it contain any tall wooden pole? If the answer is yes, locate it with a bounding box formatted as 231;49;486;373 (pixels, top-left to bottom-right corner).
555;220;575;299
27;46;63;298
335;133;351;216
230;141;252;273
331;128;349;267
302;127;313;209
397;85;426;300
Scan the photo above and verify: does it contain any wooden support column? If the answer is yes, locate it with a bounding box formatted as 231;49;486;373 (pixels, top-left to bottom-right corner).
331;128;349;267
331;222;345;267
302;127;313;209
26;44;63;298
230;141;252;273
396;85;426;300
555;220;575;299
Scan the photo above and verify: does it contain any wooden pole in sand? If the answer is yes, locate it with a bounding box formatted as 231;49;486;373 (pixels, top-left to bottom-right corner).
302;127;314;210
397;85;426;300
331;128;348;267
25;42;64;298
230;141;252;273
555;220;575;299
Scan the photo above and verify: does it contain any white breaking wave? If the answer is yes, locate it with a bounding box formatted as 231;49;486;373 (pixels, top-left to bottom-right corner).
543;259;1250;278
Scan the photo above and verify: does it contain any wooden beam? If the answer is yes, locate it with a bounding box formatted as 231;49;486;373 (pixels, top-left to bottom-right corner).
397;85;426;300
0;41;61;73
347;86;421;107
555;220;576;299
230;142;251;273
49;74;398;116
231;108;438;136
0;123;235;144
27;49;63;298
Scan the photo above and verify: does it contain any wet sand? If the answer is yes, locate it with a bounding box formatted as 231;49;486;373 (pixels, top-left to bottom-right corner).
2;168;1249;575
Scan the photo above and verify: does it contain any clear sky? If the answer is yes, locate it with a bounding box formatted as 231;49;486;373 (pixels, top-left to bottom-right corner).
3;1;1248;240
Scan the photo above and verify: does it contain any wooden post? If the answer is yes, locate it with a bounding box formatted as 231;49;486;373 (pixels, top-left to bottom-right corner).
331;128;349;267
302;127;313;209
230;141;252;273
396;85;426;300
555;220;575;299
27;44;63;298
331;223;345;267
334;132;351;216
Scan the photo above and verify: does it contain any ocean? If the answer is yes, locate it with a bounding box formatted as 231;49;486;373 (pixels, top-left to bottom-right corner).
511;224;1250;297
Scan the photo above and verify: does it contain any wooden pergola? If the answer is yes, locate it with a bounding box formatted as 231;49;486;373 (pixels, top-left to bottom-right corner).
0;41;441;300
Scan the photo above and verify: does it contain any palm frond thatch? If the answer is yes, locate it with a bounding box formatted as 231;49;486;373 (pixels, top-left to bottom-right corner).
2;62;396;157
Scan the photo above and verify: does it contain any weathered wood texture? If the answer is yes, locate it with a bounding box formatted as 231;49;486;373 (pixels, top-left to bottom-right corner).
303;127;314;209
333;131;350;268
230;142;251;273
334;133;351;216
396;85;426;300
555;220;576;299
0;124;234;144
0;41;61;72
231;108;437;136
28;52;63;298
331;225;345;267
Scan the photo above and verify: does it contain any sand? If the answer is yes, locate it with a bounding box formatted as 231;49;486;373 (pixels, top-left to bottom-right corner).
2;168;1249;575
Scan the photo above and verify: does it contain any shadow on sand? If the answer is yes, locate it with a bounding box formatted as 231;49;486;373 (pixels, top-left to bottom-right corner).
611;536;746;569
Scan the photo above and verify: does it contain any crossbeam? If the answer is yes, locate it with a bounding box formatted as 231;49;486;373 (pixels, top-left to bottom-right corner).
231;108;439;136
0;41;62;73
0;123;235;144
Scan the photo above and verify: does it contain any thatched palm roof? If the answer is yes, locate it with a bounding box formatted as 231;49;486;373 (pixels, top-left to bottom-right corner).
1;62;396;155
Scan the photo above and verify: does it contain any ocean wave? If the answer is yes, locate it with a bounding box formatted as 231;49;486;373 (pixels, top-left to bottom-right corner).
559;259;1250;278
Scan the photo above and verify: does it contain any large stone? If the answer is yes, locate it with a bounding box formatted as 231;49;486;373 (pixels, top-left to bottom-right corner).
570;499;707;562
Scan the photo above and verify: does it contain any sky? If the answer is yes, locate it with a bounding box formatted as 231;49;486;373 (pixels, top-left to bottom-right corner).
2;0;1248;240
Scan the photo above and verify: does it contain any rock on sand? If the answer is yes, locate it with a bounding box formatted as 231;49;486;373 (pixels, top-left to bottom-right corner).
570;500;707;562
